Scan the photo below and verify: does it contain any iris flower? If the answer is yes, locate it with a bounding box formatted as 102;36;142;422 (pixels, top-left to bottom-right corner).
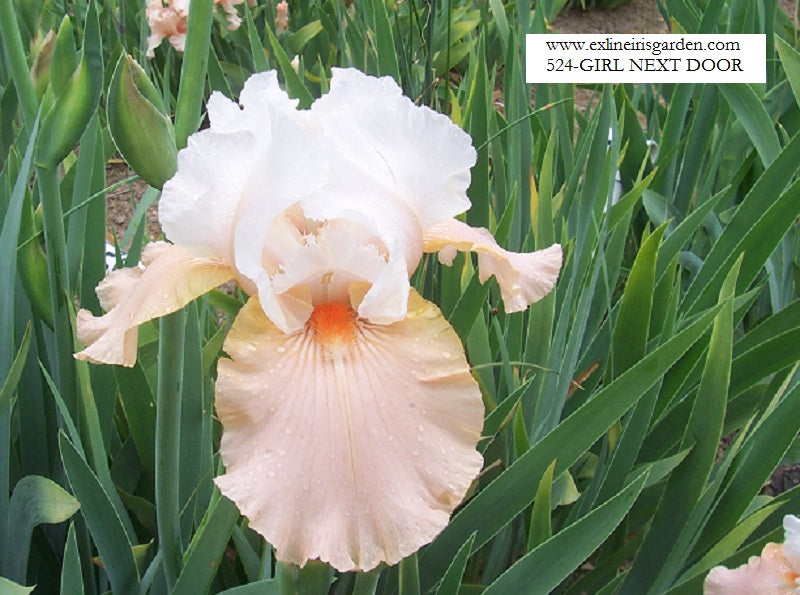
76;69;562;571
704;515;800;594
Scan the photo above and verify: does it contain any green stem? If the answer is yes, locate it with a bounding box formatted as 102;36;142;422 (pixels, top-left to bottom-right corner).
0;0;37;128
156;0;214;588
156;311;186;588
353;569;382;595
174;0;214;149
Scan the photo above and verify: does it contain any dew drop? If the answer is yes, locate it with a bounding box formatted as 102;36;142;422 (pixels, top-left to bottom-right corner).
246;343;257;352
412;450;420;457
263;450;273;459
267;470;275;478
268;405;276;413
417;436;424;443
285;427;292;435
276;346;286;353
277;448;287;457
417;424;424;432
442;351;451;359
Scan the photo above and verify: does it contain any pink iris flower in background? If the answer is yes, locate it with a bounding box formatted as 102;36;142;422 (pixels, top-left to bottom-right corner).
146;0;247;58
704;515;800;594
76;69;562;571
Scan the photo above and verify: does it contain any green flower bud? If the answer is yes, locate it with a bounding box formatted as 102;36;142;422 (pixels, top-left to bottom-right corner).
18;196;53;328
30;29;55;101
50;16;77;98
35;3;102;168
107;54;178;189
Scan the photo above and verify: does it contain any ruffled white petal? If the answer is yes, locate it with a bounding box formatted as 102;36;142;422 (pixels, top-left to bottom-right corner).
159;129;259;262
423;218;563;312
214;290;484;571
310;68;477;229
163;71;322;268
75;242;234;367
783;515;800;570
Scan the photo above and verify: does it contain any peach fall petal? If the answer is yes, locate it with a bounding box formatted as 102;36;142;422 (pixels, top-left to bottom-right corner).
215;290;484;571
423;218;563;312
704;515;800;594
75;242;234;367
704;543;799;594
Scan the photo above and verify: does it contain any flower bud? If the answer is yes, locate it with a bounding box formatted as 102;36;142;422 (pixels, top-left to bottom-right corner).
35;4;102;168
107;54;178;189
30;29;56;101
18;197;53;328
50;16;77;98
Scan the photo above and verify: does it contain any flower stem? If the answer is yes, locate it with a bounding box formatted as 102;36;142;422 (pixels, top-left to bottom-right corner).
156;0;214;588
174;0;214;149
156;310;186;588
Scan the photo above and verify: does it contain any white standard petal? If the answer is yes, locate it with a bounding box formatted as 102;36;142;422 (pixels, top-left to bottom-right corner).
163;71;322;266
424;218;563;312
159;129;258;262
782;515;800;572
214;290;484;572
310;67;476;229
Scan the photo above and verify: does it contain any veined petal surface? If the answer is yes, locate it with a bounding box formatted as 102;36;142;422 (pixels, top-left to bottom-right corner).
75;242;234;367
423;218;563;312
214;290;484;571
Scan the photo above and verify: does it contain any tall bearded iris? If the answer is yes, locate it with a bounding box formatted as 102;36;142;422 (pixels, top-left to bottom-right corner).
76;69;562;572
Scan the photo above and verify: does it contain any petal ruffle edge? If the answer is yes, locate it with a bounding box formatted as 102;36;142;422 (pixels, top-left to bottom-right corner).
423;218;563;312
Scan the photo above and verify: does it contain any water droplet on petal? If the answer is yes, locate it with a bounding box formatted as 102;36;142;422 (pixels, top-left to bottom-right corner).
285;427;292;435
442;351;451;359
277;448;286;457
417;424;424;432
267;470;275;478
276;345;286;353
246;343;257;352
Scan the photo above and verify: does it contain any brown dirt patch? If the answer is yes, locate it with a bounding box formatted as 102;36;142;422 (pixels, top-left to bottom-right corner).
105;160;161;245
554;0;668;35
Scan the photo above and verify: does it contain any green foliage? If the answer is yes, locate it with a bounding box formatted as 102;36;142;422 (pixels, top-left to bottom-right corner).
0;0;799;592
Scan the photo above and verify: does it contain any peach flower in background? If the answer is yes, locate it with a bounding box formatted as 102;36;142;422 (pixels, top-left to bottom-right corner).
146;0;247;58
75;69;562;570
146;0;188;58
275;0;289;33
704;515;800;594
